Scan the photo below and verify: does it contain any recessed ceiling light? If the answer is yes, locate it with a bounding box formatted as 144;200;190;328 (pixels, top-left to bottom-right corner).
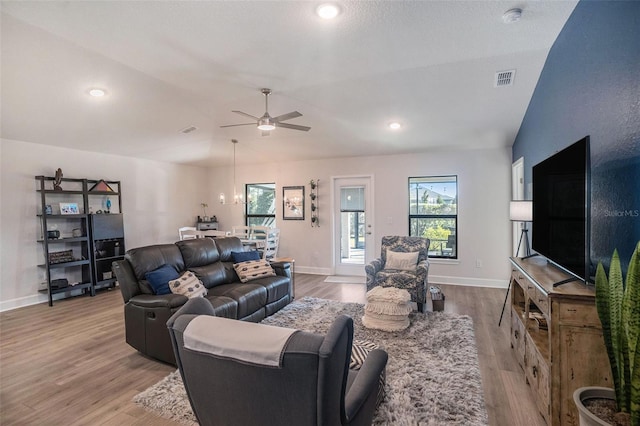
502;8;522;24
389;122;402;130
317;3;340;19
88;88;106;97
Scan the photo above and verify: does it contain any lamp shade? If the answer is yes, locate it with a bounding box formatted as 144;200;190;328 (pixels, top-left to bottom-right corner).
510;200;532;222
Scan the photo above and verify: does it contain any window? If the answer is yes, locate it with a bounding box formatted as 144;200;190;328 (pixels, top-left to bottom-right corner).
245;183;276;227
409;176;457;258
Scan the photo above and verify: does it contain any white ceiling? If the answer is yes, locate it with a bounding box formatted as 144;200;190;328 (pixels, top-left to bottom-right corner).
1;1;578;167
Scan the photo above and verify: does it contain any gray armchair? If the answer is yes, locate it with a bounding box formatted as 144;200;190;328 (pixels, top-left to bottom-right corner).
167;298;388;426
365;236;430;312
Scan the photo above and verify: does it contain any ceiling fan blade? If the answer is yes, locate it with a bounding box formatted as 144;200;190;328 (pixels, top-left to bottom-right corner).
220;123;255;128
273;111;302;122
232;110;260;120
261;130;271;137
277;122;311;132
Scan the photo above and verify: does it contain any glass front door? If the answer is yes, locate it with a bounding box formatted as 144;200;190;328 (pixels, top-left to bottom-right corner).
334;177;373;276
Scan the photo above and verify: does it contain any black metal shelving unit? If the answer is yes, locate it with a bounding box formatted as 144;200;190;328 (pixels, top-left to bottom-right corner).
36;176;124;306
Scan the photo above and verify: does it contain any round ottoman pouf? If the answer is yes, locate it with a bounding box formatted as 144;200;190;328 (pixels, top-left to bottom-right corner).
362;286;412;331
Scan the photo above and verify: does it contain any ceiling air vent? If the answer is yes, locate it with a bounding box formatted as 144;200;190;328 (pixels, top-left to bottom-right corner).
494;69;516;87
180;125;198;134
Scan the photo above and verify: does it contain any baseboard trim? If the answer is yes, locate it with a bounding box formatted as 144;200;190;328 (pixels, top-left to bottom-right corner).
295;266;333;275
429;275;508;289
0;288;88;312
0;294;49;312
292;268;508;289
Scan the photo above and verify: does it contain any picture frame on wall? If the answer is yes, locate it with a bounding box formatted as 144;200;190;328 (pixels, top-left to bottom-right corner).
283;186;305;220
59;202;79;215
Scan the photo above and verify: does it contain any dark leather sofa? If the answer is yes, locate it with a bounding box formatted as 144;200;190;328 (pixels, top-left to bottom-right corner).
112;236;292;365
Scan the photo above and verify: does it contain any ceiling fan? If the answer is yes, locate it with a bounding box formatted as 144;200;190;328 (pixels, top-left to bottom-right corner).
220;88;311;136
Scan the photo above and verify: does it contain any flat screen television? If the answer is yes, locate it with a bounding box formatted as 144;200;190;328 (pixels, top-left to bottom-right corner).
532;136;591;284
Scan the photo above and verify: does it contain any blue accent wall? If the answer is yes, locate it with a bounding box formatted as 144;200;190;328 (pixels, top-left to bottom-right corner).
512;1;640;272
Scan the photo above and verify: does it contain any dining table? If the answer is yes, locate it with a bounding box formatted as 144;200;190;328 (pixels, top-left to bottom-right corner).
239;239;267;249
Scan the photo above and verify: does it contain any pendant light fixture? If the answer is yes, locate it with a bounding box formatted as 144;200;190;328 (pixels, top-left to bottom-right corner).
219;139;245;204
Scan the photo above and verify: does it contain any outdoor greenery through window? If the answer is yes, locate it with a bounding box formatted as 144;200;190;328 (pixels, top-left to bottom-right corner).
409;176;457;258
245;183;276;227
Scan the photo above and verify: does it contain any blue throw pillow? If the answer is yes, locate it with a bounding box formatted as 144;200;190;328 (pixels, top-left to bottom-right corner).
145;264;179;295
231;250;261;263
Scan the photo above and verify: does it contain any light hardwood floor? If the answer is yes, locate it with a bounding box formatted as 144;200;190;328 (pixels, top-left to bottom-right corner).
0;275;545;426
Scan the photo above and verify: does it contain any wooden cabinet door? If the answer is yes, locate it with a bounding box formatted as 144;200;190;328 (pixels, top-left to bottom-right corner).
511;307;526;369
556;325;611;426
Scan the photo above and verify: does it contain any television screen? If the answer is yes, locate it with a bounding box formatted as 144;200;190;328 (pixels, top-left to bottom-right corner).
532;136;590;283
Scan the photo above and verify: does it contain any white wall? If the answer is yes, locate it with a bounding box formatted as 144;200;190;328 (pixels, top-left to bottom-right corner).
211;146;513;288
0;139;211;310
1;139;512;311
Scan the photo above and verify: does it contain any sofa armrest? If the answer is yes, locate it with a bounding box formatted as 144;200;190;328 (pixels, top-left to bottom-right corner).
365;258;383;290
167;297;216;330
270;261;291;279
112;259;140;303
415;259;430;304
344;349;388;423
128;293;188;309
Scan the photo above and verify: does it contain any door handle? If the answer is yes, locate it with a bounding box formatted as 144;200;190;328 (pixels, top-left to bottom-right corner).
366;232;372;235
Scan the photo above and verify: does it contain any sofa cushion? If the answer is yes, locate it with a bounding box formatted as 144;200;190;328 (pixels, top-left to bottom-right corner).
250;275;291;304
207;283;268;319
213;237;245;262
126;244;184;282
231;250;261;263
145;264;180;295
169;271;207;299
190;262;237;289
176;238;220;268
234;260;276;283
206;295;238;319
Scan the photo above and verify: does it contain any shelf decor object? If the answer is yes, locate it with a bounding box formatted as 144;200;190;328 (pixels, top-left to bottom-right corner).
89;179;114;192
310;179;319;227
283;186;305;220
59;202;79;215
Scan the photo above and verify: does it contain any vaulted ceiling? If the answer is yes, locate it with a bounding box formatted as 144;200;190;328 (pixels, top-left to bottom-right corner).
1;1;578;166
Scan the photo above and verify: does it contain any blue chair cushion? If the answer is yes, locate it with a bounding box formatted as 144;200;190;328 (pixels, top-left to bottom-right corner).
231;250;261;263
145;264;180;295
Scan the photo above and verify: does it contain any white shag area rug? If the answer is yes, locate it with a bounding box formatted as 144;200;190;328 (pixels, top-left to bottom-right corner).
323;275;366;283
134;297;488;426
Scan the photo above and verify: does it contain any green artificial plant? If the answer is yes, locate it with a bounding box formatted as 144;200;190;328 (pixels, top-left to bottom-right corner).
595;241;640;425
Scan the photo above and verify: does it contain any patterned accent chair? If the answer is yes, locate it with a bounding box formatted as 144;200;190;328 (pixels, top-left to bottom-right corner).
365;236;431;312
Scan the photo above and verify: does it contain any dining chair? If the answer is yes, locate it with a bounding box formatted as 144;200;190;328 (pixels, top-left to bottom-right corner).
231;225;253;239
179;226;198;240
251;225;271;240
261;228;280;260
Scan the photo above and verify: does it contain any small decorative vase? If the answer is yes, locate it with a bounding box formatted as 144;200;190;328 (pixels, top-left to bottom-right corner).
573;387;615;426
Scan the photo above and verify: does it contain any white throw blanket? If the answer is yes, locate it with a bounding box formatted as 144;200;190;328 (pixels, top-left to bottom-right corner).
183;316;298;368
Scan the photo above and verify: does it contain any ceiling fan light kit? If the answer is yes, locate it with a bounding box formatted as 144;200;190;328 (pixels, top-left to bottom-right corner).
221;88;310;135
257;118;275;131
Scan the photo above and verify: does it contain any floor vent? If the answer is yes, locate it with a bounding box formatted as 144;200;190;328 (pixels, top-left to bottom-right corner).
494;70;516;87
180;125;198;134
